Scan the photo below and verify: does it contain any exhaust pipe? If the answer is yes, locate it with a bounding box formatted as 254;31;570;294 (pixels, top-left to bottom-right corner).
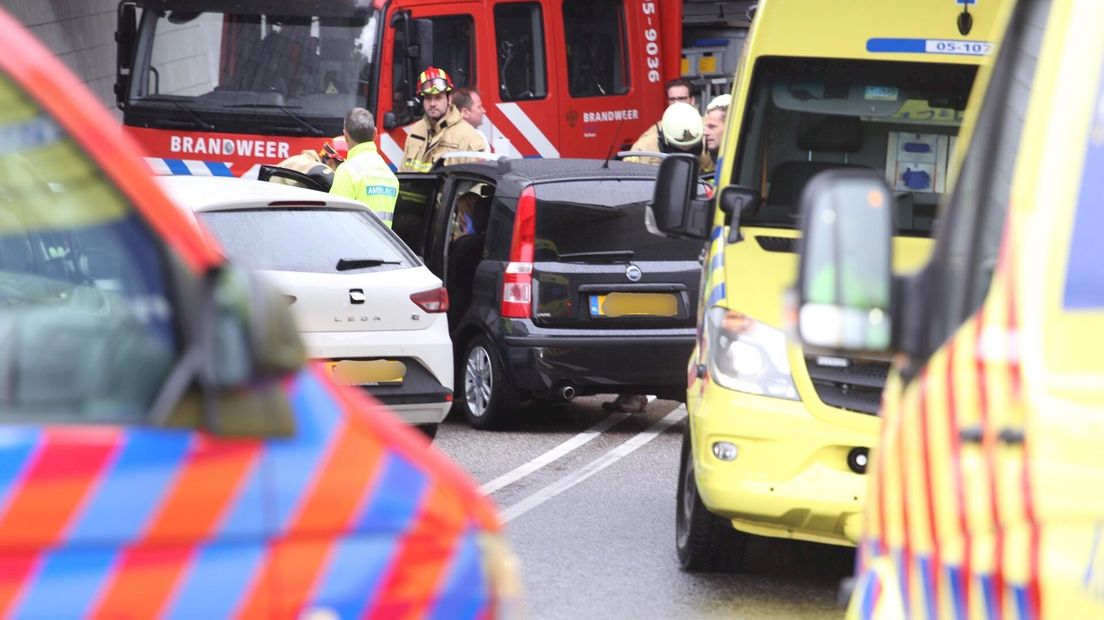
559;385;576;401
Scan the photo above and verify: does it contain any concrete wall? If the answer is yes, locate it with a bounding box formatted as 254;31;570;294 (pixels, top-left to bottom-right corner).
3;0;120;113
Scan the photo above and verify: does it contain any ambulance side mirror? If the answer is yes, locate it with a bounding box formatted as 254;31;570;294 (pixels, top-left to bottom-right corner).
793;169;894;353
162;267;304;438
648;154;711;240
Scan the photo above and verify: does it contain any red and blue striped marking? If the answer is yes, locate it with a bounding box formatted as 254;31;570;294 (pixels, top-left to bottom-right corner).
0;367;502;618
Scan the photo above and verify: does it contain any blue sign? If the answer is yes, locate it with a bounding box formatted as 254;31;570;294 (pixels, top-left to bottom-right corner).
1063;65;1104;309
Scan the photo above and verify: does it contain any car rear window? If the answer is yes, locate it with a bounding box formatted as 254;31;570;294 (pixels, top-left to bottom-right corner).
199;208;417;273
534;179;703;261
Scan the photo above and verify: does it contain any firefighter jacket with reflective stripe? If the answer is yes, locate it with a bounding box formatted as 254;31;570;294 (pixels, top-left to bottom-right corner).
625;122;715;173
330;141;399;227
399;105;488;172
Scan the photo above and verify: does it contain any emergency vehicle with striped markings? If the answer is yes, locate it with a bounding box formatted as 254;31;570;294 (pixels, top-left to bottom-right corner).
646;0;1007;570
0;6;518;618
113;0;728;176
791;0;1104;616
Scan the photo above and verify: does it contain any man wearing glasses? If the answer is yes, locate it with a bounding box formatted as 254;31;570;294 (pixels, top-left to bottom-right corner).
665;78;697;106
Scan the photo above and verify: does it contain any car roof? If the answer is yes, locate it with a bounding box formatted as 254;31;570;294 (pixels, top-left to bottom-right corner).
157;175;370;212
439;158;660;194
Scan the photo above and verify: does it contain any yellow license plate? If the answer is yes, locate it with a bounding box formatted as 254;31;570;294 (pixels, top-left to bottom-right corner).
328;360;405;386
589;292;678;318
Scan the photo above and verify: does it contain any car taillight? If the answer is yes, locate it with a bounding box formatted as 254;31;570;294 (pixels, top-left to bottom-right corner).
501;185;536;319
411;287;449;313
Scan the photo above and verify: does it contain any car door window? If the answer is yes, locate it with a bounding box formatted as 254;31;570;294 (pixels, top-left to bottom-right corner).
495;2;548;101
390;13;474;123
915;0;1051;362
563;0;629;98
394;175;444;256
0;74;179;422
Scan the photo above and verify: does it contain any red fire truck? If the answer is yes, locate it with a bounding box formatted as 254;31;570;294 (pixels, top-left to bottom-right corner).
114;0;746;176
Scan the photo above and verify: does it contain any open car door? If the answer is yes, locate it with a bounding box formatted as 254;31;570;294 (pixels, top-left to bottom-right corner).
394;172;446;259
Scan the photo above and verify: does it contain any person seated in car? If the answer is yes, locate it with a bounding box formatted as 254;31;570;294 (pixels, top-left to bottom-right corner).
447;192;491;329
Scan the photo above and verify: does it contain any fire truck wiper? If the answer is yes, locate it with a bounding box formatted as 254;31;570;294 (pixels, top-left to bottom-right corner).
143;96;214;131
227;103;324;137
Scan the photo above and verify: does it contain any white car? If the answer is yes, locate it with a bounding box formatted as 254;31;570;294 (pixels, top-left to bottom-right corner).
158;176;453;437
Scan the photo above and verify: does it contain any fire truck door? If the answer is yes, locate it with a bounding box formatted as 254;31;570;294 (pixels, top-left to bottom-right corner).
550;0;662;159
485;1;558;159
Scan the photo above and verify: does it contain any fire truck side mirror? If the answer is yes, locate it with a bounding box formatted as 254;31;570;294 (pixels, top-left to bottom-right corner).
410;19;434;66
114;1;137;108
388;11;434;127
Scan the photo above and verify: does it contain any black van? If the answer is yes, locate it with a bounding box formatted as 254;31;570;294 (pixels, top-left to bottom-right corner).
392;158;704;429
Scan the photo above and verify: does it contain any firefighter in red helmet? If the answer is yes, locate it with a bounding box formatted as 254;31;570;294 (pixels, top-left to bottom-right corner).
399;66;487;172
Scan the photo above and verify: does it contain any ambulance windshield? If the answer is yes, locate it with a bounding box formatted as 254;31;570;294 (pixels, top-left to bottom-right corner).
732;57;979;236
125;1;379;137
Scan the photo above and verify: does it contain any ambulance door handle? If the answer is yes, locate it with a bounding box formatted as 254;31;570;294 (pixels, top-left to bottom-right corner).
957;426;1024;446
958;425;983;444
997;427;1025;445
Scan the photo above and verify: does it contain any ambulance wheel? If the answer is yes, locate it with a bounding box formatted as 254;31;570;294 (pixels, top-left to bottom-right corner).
459;336;517;430
676;425;749;572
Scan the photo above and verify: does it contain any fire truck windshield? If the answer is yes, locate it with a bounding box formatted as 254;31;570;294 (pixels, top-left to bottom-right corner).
125;2;380;137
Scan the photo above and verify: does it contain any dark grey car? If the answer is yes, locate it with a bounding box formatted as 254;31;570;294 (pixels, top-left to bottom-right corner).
395;159;705;429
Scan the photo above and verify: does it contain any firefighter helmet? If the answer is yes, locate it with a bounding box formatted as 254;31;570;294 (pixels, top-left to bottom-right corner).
660;102;704;149
320;135;348;164
417;67;455;96
706;93;732;112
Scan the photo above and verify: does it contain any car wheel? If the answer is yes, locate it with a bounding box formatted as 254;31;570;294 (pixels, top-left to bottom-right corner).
415;423;438;441
459;335;518;430
675;425;749;572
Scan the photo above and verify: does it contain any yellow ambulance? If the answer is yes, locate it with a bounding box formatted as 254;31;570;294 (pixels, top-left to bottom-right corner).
789;0;1104;616
648;0;1007;569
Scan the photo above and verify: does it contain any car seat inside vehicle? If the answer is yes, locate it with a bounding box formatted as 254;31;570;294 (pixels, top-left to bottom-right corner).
757;114;873;225
734;58;971;235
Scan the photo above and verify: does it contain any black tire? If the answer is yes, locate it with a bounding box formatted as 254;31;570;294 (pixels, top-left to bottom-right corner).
415;423;438;441
457;335;519;430
675;425;749;572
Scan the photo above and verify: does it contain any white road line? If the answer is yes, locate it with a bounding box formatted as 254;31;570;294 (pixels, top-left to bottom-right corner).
479;411;630;495
500;406;687;523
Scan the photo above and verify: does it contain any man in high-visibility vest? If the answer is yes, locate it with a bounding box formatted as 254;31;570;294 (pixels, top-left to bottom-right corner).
330;107;399;227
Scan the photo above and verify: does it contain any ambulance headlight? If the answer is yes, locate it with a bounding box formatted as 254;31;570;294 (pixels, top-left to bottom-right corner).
706;307;799;400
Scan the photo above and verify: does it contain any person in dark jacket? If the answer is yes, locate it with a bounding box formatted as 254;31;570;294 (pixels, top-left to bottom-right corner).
447;192;491;329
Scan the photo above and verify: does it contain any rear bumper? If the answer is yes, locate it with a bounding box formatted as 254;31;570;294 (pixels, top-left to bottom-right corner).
299;326;453;389
501;332;694;397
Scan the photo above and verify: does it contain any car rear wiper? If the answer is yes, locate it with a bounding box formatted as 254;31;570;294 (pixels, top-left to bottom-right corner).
228;103;324;136
556;250;635;263
142;96;214;130
336;258;401;271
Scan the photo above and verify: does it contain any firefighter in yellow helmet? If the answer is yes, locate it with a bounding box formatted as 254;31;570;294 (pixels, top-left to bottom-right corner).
329;107;400;228
625;102;714;173
399;67;488;172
